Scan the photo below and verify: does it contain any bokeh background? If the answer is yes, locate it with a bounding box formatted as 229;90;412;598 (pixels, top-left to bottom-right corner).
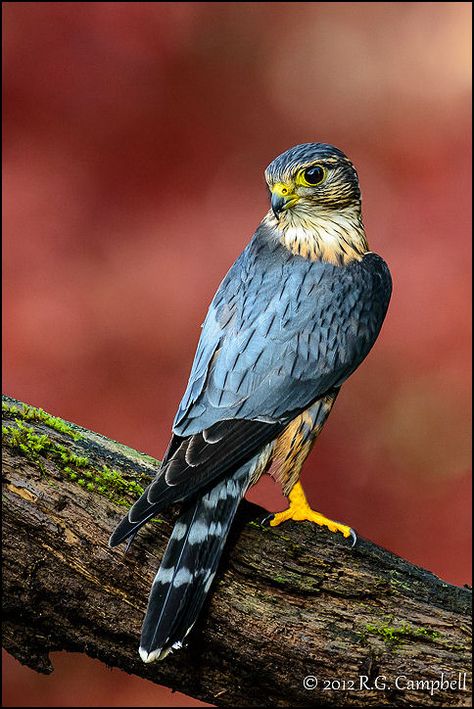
2;2;472;707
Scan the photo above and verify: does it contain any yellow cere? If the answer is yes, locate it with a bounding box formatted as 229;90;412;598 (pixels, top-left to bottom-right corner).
271;182;294;198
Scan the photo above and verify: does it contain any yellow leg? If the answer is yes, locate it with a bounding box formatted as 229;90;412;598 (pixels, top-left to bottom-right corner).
270;481;355;543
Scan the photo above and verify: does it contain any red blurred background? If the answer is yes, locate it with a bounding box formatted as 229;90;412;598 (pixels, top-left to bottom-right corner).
2;2;471;706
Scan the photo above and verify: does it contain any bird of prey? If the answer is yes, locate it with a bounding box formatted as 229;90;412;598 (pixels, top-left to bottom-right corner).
109;142;392;663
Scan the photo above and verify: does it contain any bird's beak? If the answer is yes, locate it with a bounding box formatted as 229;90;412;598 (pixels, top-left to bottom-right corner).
270;183;299;219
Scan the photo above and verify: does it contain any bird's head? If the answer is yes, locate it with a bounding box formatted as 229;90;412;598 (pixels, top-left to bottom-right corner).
264;143;368;265
265;143;360;219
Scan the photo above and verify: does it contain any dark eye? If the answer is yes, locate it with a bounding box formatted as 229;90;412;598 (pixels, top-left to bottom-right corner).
301;165;326;186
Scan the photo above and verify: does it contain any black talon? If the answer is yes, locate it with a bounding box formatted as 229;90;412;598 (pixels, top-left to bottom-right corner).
349;528;357;547
260;513;275;527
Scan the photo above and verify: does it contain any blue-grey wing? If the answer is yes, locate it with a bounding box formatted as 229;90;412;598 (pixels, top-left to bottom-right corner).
174;243;391;436
109;236;391;546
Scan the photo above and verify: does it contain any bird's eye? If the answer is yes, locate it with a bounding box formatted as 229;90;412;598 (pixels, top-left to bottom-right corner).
299;165;327;187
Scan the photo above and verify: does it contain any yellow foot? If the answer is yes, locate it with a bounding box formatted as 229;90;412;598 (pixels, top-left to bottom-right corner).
268;482;356;545
269;506;353;538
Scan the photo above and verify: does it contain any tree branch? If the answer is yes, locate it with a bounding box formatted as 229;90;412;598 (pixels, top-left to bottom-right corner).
2;394;472;707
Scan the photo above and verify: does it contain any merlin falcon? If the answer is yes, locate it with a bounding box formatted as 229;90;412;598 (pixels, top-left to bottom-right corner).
109;142;392;662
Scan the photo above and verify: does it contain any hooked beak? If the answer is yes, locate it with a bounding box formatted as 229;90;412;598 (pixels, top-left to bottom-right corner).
270;183;299;219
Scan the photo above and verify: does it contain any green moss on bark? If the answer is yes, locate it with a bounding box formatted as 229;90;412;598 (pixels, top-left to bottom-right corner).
2;417;149;508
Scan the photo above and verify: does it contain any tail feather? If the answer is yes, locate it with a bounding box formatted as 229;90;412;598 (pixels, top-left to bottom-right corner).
138;464;251;662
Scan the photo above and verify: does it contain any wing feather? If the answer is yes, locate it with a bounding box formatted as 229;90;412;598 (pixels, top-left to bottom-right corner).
110;231;391;546
173;237;391;437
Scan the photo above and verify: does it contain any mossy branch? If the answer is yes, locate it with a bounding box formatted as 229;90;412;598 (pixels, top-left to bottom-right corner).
2;394;472;707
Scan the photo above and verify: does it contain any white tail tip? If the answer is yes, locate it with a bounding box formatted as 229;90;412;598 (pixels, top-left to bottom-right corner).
139;646;163;663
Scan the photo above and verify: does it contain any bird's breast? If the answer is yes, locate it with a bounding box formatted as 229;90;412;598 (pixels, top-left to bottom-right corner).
263;207;369;266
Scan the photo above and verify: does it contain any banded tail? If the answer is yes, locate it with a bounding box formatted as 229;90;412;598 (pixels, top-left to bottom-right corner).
130;464;251;662
109;420;278;662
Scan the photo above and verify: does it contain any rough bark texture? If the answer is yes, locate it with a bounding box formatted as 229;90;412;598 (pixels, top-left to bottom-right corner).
2;395;472;707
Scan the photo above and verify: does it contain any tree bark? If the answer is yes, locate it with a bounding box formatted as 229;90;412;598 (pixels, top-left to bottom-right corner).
2;394;472;707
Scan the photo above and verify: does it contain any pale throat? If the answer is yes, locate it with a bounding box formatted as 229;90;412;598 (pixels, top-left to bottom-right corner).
266;203;369;266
